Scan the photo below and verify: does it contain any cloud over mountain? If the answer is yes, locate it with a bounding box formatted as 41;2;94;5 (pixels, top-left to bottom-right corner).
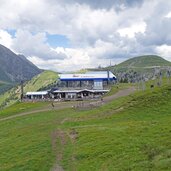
0;0;171;71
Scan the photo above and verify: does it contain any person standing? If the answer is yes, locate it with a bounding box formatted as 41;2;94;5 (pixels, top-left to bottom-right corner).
51;101;55;109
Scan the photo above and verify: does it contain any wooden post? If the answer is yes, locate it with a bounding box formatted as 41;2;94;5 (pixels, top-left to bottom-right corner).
20;80;24;101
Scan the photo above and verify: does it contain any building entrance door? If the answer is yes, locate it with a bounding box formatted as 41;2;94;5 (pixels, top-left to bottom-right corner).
82;91;89;97
61;93;65;98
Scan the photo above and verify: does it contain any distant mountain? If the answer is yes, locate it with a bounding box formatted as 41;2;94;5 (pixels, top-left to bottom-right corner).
0;81;14;95
0;44;41;83
113;55;171;70
82;55;171;82
81;55;171;73
103;55;171;72
106;55;171;82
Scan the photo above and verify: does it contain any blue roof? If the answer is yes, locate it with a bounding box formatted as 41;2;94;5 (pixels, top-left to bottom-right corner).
59;71;116;81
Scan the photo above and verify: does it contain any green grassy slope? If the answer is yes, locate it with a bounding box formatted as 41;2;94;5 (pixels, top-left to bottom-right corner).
116;55;171;68
0;85;171;170
0;70;58;109
82;55;171;74
0;101;50;119
103;55;171;73
24;70;58;92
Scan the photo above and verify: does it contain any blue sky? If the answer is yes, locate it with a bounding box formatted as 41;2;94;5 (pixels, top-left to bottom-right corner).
6;29;16;38
46;34;70;48
6;29;70;48
0;0;171;71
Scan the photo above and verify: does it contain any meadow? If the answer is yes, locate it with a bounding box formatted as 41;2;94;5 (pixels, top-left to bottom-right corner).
0;70;58;109
0;84;171;170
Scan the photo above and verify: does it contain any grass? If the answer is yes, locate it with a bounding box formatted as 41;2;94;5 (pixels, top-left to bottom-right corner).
105;55;171;77
0;84;171;170
24;70;58;92
113;55;171;69
64;86;171;171
0;70;58;109
0;101;50;119
105;83;132;96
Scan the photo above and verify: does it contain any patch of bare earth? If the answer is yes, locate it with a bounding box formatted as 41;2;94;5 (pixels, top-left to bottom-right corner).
51;129;78;171
68;129;78;171
68;129;78;143
51;130;66;171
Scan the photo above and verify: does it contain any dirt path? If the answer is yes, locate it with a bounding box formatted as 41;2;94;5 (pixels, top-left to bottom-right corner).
51;130;66;171
74;87;136;109
50;128;78;171
0;103;75;122
0;87;136;122
104;86;136;103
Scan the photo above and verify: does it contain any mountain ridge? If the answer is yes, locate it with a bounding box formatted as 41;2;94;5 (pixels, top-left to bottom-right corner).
0;44;41;83
114;55;171;69
77;55;171;73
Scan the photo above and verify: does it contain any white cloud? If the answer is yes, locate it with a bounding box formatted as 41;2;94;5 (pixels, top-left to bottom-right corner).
27;48;91;72
117;22;146;38
54;47;91;71
0;0;171;71
27;39;134;72
12;30;67;60
65;6;119;46
165;11;171;18
0;30;13;48
155;45;171;61
137;0;171;46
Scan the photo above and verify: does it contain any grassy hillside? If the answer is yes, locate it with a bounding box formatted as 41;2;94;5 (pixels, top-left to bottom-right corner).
24;70;58;92
80;55;171;79
104;55;171;82
0;84;171;170
0;70;58;109
0;81;14;95
106;55;171;74
115;55;171;69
